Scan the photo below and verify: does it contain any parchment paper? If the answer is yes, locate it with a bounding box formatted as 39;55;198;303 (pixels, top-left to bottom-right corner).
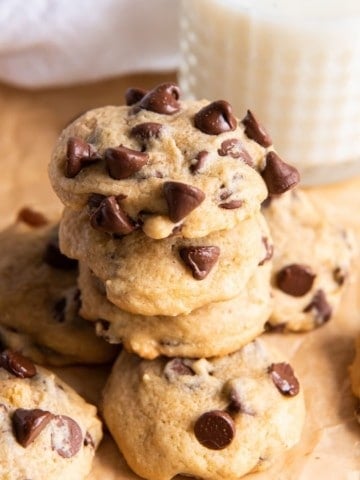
0;74;359;480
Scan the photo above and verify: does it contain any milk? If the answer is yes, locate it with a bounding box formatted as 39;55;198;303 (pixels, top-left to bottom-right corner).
178;0;360;184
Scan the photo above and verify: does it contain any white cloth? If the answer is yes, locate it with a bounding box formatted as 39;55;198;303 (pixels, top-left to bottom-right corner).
0;0;180;88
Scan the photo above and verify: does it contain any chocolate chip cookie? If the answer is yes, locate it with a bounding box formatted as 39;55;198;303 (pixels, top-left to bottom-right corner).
0;212;117;365
102;339;305;480
263;189;355;331
78;259;272;359
0;349;102;479
60;207;270;316
49;83;299;240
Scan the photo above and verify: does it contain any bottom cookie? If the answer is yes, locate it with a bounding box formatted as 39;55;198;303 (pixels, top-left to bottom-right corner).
0;349;102;480
102;339;305;480
79;262;272;359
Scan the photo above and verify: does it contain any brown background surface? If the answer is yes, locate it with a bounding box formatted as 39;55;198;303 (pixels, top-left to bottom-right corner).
1;73;360;479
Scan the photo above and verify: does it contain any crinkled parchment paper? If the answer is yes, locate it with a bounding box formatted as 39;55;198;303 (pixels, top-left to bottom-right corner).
0;75;359;480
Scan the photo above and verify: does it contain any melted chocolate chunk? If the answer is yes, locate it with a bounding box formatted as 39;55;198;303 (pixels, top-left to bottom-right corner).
17;207;48;227
179;246;220;280
262;151;300;195
164;358;195;379
194;410;235;450
84;431;95;448
276;264;315;297
53;298;67;323
218;138;253;165
194;100;237;135
105;146;148;179
87;193;106;211
227;390;242;414
303;289;332;326
44;235;78;270
190;150;209;174
241;110;272;147
51;415;83;458
130;122;163;142
90;196;135;235
12;408;53;447
268;362;300;396
135;83;181;114
333;266;347;286
125;87;147;106
264;321;286;333
65;137;100;178
219;199;243;209
163;181;205;223
258;236;274;266
219;189;232;201
0;350;37;378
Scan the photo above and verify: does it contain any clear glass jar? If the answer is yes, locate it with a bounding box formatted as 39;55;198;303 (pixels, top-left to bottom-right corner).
178;0;360;185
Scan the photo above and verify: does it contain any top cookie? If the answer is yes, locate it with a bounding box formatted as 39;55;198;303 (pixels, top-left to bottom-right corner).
49;83;299;239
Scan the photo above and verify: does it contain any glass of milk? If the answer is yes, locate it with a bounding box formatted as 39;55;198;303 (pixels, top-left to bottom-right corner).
178;0;360;185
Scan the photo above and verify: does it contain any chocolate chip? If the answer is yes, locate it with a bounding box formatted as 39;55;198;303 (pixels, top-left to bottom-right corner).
51;415;83;458
130;122;163;143
261;195;274;209
163;181;205;223
87;193;106;211
125;87;147;106
17;207;48;227
219;199;243;209
218;139;253;165
84;431;95;448
194;410;235;450
241;110;272;147
262;151;300;195
164;358;195;379
258;236;274;266
136;83;181;114
264;321;286;333
303;289;332;326
53;298;67;323
12;408;53;447
268;363;300;396
276;264;315;297
226;390;242;414
90;196;135;235
219;189;232;201
194;100;237;135
333;267;347;286
190;150;209;174
65;137;100;178
179;246;220;280
44;235;78;270
0;349;37;378
105;146;148;179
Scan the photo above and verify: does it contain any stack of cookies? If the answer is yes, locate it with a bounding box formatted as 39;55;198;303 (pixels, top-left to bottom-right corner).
48;83;306;479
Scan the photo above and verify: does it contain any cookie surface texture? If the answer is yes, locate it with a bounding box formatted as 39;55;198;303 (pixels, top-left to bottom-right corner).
79;261;272;359
60;207;270;316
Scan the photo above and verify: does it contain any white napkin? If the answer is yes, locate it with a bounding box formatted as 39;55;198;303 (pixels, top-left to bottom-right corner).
0;0;180;88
